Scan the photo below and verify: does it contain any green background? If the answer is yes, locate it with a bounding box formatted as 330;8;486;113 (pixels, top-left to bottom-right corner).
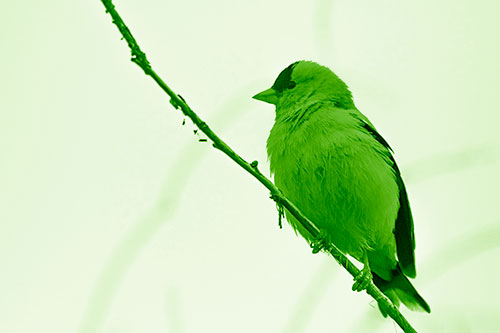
1;0;499;332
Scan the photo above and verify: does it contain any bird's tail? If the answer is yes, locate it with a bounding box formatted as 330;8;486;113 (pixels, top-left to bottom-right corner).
372;264;430;316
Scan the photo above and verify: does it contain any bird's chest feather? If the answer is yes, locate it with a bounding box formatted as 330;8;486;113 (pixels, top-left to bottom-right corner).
266;109;399;255
266;110;358;219
266;109;359;188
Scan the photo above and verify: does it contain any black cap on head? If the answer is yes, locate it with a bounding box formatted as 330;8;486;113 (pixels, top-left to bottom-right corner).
272;61;299;93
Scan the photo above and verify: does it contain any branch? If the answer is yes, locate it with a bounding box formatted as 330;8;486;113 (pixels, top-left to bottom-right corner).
99;1;418;332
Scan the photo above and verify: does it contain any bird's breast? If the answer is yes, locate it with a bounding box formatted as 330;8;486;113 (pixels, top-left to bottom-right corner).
266;109;399;256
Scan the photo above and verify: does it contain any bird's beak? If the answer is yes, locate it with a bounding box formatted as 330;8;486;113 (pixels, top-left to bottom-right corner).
252;88;279;105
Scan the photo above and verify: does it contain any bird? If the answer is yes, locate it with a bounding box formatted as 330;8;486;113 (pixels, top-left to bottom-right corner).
252;60;430;314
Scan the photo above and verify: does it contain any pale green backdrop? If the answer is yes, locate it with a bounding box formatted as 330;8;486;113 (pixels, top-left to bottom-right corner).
1;1;499;332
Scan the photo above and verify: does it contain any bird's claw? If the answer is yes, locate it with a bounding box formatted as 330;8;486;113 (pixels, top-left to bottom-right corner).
310;240;323;254
352;266;372;292
310;231;332;254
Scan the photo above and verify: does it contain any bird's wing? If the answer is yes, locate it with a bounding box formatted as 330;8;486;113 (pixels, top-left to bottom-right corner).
350;110;417;278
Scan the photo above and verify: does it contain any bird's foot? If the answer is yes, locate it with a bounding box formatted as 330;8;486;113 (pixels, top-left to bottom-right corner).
310;231;332;254
352;265;372;292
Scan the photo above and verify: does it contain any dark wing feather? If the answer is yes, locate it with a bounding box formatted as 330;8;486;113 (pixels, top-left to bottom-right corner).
360;121;417;278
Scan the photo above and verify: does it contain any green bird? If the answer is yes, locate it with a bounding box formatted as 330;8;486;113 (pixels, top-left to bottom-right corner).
253;60;430;314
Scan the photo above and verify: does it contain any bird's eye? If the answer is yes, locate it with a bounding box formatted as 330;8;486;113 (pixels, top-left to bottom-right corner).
288;81;296;89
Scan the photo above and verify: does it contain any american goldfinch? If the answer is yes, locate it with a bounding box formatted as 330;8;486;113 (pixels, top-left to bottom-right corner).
253;61;430;313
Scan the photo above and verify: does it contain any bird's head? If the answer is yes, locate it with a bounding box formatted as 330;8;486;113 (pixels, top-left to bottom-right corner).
253;60;355;112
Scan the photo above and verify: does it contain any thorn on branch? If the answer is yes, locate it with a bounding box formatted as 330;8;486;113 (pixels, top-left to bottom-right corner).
170;98;181;110
170;95;186;111
199;138;207;142
198;121;208;131
250;160;264;177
